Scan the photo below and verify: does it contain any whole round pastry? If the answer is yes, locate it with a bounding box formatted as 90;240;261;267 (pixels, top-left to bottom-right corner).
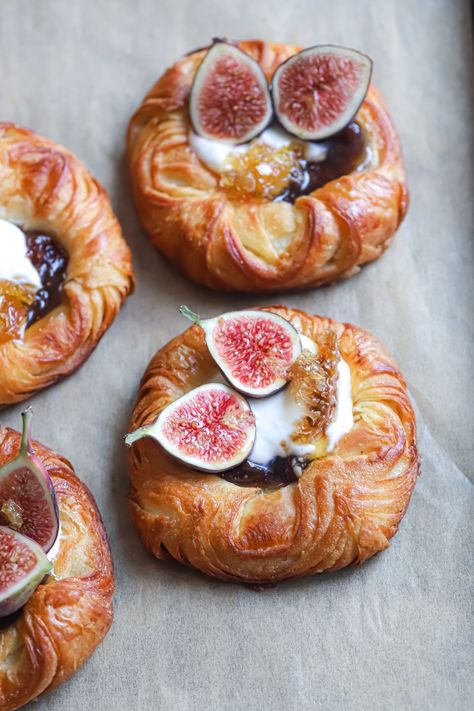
127;40;408;292
0;122;134;405
127;306;419;584
0;426;114;711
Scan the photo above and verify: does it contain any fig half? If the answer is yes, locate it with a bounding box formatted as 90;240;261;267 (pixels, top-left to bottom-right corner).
272;45;373;140
0;526;51;617
189;40;273;144
125;383;256;473
180;306;302;398
0;409;59;553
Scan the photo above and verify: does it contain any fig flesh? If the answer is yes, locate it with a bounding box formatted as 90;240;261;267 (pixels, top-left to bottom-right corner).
126;383;256;473
0;409;59;553
180;306;302;398
0;525;51;617
189;40;273;144
272;45;372;140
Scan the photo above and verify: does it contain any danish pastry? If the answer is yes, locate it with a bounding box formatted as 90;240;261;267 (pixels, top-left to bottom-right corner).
126;306;419;584
0;424;113;711
127;40;408;291
0;122;134;406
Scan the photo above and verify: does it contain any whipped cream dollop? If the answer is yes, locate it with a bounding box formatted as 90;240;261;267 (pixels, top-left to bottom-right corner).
189;125;328;174
247;334;353;466
0;220;41;288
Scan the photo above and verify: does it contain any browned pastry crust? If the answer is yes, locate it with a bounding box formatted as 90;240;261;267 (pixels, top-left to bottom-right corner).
0;427;114;711
127;306;419;584
127;41;408;291
0;122;134;405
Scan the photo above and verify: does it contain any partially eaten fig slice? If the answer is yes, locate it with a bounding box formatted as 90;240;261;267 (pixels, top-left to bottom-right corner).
189;40;273;144
0;409;59;553
0;526;51;617
125;383;256;473
272;45;372;140
180;306;302;398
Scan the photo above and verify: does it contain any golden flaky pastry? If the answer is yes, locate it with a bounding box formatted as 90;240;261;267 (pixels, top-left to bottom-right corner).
128;41;408;291
0;123;134;406
0;427;113;710
127;306;419;585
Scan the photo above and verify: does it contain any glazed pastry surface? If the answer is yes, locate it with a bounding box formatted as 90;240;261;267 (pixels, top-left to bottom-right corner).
0;122;134;405
127;306;419;584
128;41;408;291
0;427;114;711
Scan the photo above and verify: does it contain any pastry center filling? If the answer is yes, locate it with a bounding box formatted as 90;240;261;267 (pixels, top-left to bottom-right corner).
220;334;353;488
0;219;68;344
189;121;369;202
126;309;355;491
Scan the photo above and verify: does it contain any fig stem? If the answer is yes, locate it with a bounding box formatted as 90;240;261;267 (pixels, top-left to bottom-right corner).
125;427;151;447
20;407;34;456
179;305;201;325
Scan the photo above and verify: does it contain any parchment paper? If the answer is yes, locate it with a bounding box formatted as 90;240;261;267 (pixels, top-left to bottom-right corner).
1;1;473;709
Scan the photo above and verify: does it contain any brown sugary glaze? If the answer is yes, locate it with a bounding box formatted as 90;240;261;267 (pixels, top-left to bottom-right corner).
128;40;408;291
0;122;134;406
0;427;114;711
127;306;419;585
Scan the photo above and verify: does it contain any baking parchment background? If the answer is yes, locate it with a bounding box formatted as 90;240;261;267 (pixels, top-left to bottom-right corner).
1;0;473;709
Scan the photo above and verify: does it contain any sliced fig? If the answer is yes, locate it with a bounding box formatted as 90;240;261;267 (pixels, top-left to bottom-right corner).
189;40;273;144
180;306;302;398
0;409;59;553
125;383;256;473
0;526;51;617
272;45;372;140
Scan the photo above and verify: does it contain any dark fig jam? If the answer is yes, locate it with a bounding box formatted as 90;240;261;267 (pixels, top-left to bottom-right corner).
274;121;369;203
25;231;68;327
0;607;23;628
219;456;309;489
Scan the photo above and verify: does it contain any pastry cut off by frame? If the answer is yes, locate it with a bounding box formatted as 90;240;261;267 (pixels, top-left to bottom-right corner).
127;41;409;291
0;426;114;710
126;306;419;584
0;123;134;405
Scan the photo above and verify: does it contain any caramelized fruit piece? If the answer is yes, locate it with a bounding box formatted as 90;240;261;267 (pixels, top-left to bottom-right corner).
290;330;339;441
0;280;36;345
221;141;303;199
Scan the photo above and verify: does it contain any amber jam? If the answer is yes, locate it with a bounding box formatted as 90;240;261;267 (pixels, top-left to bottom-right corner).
221;121;369;203
25;231;68;326
220;456;309;489
0;230;68;344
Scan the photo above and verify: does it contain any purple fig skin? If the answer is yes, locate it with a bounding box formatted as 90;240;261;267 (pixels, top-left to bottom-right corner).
271;44;373;141
179;306;302;398
189;40;274;145
125;383;256;473
0;408;59;553
0;526;51;617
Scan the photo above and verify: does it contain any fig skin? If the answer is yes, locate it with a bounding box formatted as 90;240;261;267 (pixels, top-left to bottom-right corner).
0;409;59;553
180;306;302;398
126;383;256;473
271;44;373;141
0;526;51;617
189;40;274;145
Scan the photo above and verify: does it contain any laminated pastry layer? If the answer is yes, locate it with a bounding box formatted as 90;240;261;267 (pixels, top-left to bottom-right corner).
0;428;114;711
128;41;408;291
127;306;419;584
0;122;134;405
